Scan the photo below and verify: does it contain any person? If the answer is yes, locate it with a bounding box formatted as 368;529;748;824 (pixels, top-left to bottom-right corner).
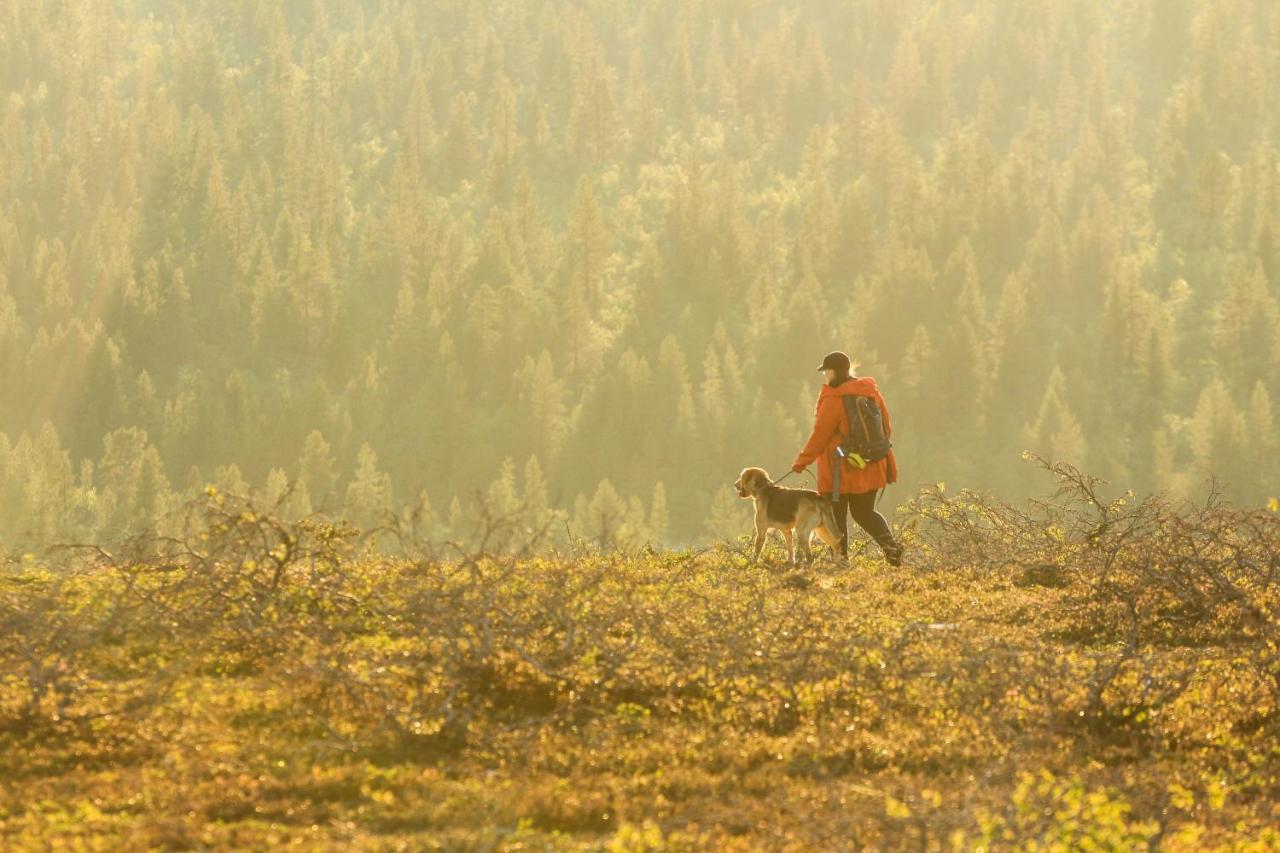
791;351;904;565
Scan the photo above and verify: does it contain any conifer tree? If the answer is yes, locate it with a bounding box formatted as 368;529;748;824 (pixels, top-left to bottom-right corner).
1020;368;1087;470
346;442;393;529
298;430;339;512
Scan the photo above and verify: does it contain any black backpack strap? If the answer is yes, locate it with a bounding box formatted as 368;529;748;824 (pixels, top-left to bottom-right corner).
831;447;841;500
840;395;859;447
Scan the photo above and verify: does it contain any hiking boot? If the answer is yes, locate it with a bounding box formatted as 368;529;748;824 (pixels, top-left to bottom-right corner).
881;539;904;567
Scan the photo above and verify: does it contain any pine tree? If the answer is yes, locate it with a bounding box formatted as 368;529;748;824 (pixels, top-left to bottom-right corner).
899;323;936;426
668;19;697;130
574;479;627;548
1213;257;1279;389
15;423;76;544
486;457;520;518
702;487;746;546
442;92;479;187
523;455;557;540
346;442;393;529
623;496;648;550
214;463;250;498
1021;368;1087;469
566;52;618;163
1246;381;1277;500
648;482;670;545
515;350;570;464
700;344;727;454
486;73;521;196
97;427;173;536
561;176;610;375
297;431;339;512
447;496;465;542
402;72;436;167
1187;378;1247;491
257;467;291;511
407;488;436;544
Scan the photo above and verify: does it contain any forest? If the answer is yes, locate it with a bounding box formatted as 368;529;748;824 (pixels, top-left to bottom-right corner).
0;0;1277;549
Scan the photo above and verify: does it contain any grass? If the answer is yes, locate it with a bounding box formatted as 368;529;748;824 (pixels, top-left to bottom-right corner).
3;473;1280;849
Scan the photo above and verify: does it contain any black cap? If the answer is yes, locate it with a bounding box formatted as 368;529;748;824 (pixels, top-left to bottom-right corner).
817;351;851;372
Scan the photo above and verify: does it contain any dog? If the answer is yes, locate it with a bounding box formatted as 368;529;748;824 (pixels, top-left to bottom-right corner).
733;467;843;565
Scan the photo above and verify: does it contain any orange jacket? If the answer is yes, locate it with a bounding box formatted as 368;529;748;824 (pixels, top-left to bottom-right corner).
793;376;898;495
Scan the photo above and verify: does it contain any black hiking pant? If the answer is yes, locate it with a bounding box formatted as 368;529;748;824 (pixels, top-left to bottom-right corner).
822;489;896;557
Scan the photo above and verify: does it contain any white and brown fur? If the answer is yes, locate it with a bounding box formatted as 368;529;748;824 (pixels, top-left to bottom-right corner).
733;467;843;565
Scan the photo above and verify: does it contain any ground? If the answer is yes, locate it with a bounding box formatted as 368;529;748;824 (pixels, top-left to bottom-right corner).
3;479;1279;849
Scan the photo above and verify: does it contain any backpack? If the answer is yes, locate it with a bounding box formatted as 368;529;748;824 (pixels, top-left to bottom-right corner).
839;395;892;464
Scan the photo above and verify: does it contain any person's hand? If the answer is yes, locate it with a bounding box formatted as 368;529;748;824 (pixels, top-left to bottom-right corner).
791;462;807;474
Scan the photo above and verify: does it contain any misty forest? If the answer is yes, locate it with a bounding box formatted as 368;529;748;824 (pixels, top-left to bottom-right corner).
4;1;1280;849
1;0;1277;552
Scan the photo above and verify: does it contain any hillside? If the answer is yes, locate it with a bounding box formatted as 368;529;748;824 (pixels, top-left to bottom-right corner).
3;458;1278;849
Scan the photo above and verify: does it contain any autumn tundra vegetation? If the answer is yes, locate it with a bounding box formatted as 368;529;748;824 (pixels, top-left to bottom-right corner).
3;454;1280;848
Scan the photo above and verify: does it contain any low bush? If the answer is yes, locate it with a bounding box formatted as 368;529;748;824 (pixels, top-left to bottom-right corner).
3;456;1279;848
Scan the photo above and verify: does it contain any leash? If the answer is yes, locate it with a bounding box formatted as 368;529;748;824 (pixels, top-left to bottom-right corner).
777;465;887;506
771;468;812;487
